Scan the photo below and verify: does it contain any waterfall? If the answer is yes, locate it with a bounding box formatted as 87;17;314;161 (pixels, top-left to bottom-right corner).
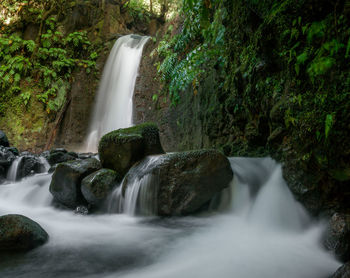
84;35;149;152
6;156;23;181
108;156;162;215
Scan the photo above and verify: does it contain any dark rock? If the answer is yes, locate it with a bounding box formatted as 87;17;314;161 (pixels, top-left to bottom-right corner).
16;155;47;180
7;147;19;156
324;213;350;262
48;164;58;174
0;146;16;169
99;123;164;177
329;262;350;278
0;165;6;181
0;131;9;147
50;148;68;154
81;168;119;207
67;151;78;158
49;158;101;208
78;153;95;160
75;205;89;215
47;149;77;165
122;149;233;216
0;214;48;252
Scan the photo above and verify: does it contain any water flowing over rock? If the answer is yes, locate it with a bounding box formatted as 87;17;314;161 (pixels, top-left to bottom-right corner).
84;35;149;152
81;168;120;207
110;150;233;216
99;123;164;177
49;158;101;208
0;214;48;252
6;155;48;182
0;131;9;147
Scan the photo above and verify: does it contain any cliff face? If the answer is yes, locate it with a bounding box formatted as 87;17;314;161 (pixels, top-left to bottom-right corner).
134;1;350;217
0;0;155;152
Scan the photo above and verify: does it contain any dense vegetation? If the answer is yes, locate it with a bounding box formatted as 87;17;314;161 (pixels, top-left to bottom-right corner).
0;1;99;115
1;0;349;212
153;0;350;212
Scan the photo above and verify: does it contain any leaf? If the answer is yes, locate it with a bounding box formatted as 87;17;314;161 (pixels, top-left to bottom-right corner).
325;114;334;139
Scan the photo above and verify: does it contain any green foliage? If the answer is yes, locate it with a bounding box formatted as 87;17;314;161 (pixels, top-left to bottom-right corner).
157;0;227;104
20;91;31;106
0;23;97;114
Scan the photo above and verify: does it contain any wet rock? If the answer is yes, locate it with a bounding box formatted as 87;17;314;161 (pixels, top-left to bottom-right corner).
16;155;47;180
0;131;9;147
48;148;77;165
81;168;119;207
329;262;350;278
99;123;164;176
0;146;16;169
324;213;350;262
78;153;96;160
67;151;78;158
122;149;233;216
7;147;19;156
0;165;6;182
49;158;101;208
0;214;48;252
75;205;89;215
48;164;58;174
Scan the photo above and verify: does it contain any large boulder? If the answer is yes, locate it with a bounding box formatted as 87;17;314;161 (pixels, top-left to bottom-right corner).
98;123;165;177
15;155;47;180
122;150;233;216
324;213;350;262
0;131;9;147
330;262;350;278
81;169;119;207
47;148;77;165
0;214;48;252
49;158;101;208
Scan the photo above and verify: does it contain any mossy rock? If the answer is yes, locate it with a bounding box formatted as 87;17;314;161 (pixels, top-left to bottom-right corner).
49;158;101;208
81;168;120;207
122;149;233;216
98;122;164;177
0;214;48;252
47;148;77;166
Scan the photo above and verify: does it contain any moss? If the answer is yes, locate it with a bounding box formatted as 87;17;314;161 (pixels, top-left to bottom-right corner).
98;122;159;153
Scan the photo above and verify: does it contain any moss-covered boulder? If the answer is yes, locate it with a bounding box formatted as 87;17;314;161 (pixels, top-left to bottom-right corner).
0;214;48;252
0;131;9;147
81;168;120;207
98;123;164;177
122;149;233;216
47;148;77;166
49;158;101;208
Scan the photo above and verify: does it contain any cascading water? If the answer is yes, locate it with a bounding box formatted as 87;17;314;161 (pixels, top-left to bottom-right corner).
6;156;23;181
108;155;162;215
0;157;340;277
84;35;149;152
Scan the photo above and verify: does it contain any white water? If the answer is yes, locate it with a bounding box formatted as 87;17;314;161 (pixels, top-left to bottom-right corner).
84;35;149;152
6;156;50;182
108;155;162;215
0;157;340;278
6;156;23;181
